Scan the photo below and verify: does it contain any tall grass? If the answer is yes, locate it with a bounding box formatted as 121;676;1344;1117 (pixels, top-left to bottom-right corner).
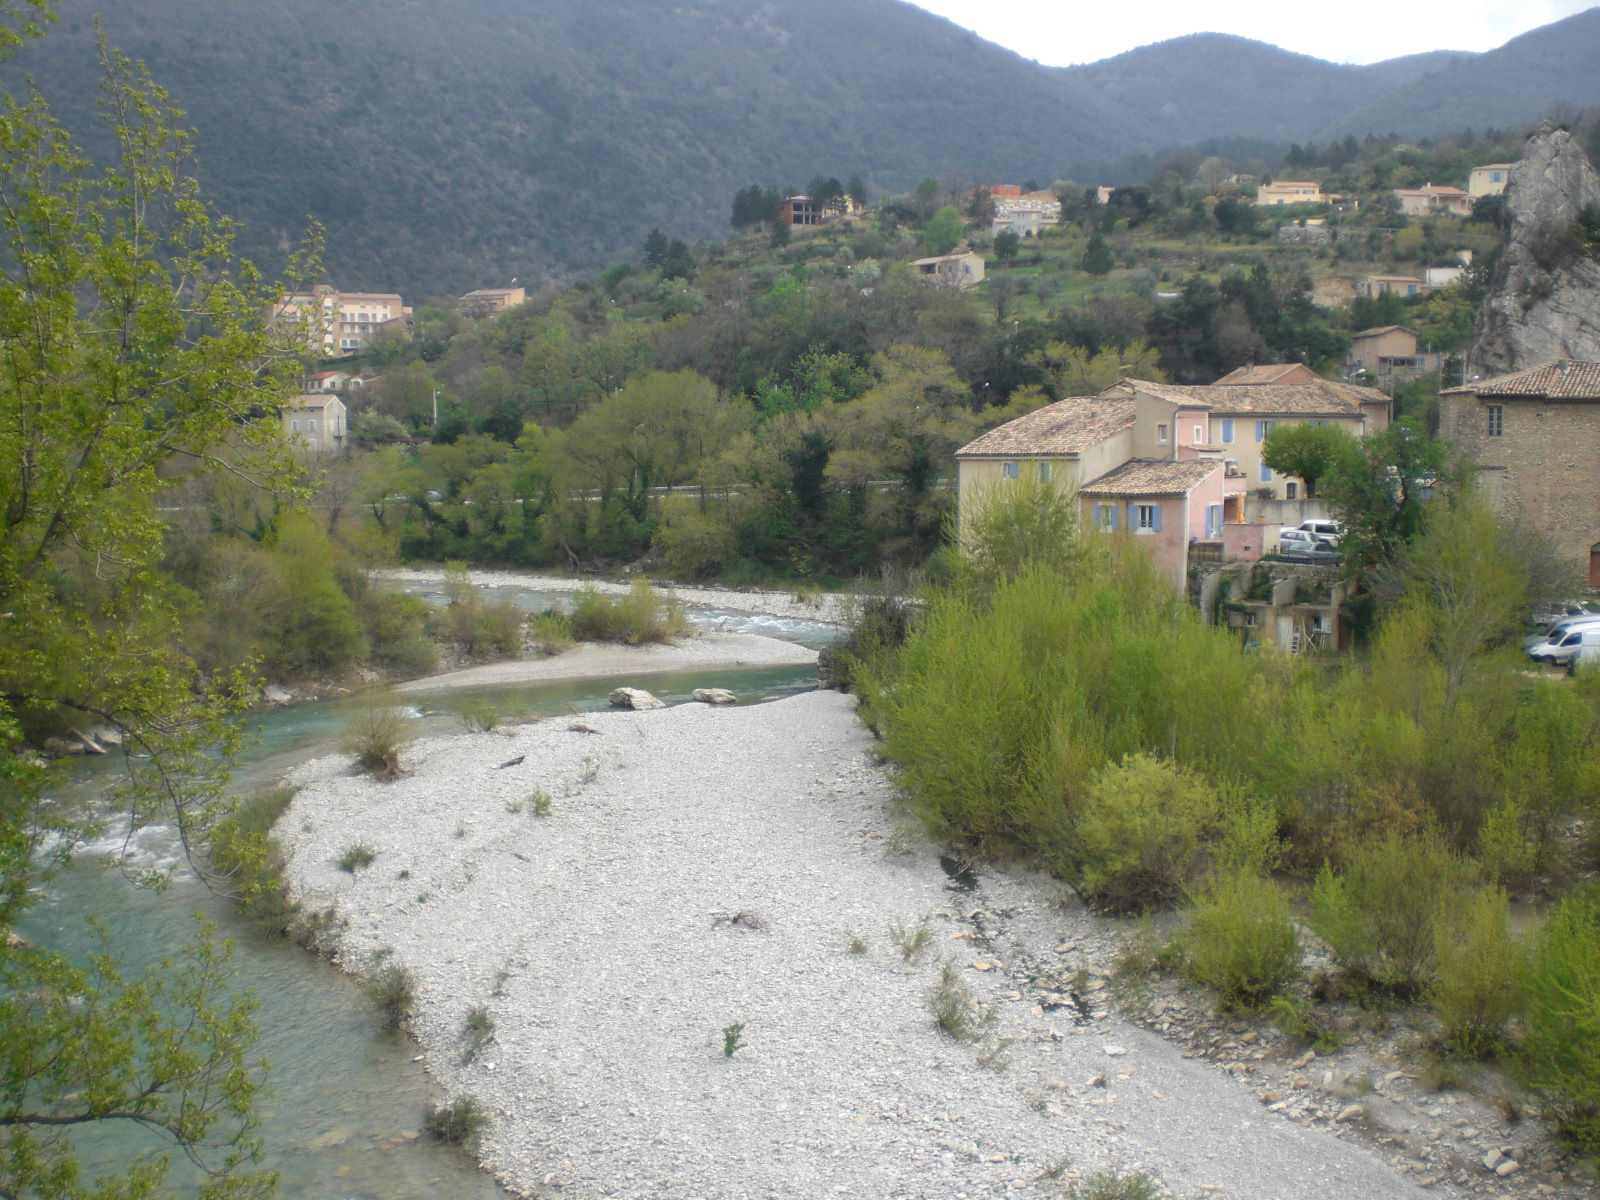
567;580;687;644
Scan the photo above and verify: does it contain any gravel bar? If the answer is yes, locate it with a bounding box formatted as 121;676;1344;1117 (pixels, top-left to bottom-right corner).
280;690;1443;1200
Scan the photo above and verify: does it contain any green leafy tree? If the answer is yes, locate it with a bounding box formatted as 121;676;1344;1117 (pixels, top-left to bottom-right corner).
992;229;1020;263
1321;418;1458;575
1081;232;1114;276
923;205;965;256
0;8;297;1197
1260;423;1359;498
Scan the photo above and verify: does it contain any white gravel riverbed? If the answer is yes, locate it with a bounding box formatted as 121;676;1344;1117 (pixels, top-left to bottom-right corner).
281;686;1445;1200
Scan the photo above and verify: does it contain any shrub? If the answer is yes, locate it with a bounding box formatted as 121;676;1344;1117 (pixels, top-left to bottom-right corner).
460;700;500;733
363;591;438;676
209;788;298;933
926;965;992;1042
1428;884;1523;1059
340;696;413;779
527;610;574;656
461;1006;495;1063
1308;832;1477;1000
1070;754;1219;913
819;571;917;695
337;843;376;873
1178;868;1301;1010
721;1021;745;1058
1476;796;1539;891
1069;1167;1161;1200
423;1094;487;1148
365;962;416;1031
655;504;738;577
567;580;687;645
1517;887;1600;1153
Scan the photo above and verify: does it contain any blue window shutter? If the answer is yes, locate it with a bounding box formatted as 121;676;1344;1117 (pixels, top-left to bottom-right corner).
1222;419;1234;444
1255;420;1266;442
1260;463;1273;482
1151;505;1162;532
1109;504;1119;530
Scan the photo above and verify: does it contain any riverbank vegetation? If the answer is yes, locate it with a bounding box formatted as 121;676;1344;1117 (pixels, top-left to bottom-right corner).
852;484;1600;1157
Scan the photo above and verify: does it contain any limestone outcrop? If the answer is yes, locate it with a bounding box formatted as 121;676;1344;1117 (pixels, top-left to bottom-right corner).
1470;125;1600;376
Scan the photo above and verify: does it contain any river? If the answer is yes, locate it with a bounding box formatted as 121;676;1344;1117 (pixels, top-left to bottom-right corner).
17;591;839;1198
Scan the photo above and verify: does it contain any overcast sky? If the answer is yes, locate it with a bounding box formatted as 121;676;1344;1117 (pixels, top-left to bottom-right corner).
905;0;1595;66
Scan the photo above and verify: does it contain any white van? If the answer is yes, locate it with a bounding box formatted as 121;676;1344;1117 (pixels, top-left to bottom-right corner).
1569;630;1600;674
1529;624;1600;667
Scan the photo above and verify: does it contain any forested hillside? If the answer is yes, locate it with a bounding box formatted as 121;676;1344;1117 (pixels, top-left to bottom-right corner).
14;0;1600;296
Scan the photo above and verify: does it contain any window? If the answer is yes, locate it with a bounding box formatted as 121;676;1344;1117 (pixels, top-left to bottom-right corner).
1001;461;1019;479
1285;481;1298;499
1093;503;1118;531
1038;461;1052;482
1220;419;1234;444
1205;504;1222;539
290;418;300;432
1134;504;1160;533
1254;419;1275;442
1486;405;1503;437
1260;463;1274;483
1193;424;1204;442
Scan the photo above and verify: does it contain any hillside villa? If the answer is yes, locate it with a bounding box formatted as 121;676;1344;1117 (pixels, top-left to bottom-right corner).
275;285;410;357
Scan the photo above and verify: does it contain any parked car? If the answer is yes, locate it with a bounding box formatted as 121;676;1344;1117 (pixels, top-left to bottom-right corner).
1296;519;1342;544
1528;597;1600;628
1527;623;1600;667
1278;528;1336;552
1523;614;1600;653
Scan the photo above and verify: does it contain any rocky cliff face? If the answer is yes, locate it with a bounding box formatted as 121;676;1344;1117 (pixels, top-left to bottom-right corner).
1470;126;1600;376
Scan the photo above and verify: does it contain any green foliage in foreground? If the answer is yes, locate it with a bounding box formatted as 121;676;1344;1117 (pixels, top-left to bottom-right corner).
0;8;315;1194
0;923;275;1199
1518;888;1600;1154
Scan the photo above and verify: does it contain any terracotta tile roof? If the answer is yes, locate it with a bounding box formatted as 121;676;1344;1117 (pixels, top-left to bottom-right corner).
956;396;1136;456
1114;378;1387;417
285;393;340;410
1351;325;1414;340
1442;361;1600;400
1213;363;1315;385
1080;459;1221;497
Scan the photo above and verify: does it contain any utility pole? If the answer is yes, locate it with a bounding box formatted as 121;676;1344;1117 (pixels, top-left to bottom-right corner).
432;389;440;426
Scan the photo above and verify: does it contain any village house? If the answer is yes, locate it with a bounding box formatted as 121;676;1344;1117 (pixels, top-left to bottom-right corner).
954;377;1391;585
458;286;527;317
1254;181;1323;206
911;250;985;289
279;393;347;453
1392;183;1473;217
1213;363;1319;386
1361;274;1425;299
1347;326;1445;385
1439;360;1600;579
302;370;364;393
987;187;1062;238
1467;164;1513;197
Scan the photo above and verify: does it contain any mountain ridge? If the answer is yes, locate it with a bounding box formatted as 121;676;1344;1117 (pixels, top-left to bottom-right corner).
13;0;1597;296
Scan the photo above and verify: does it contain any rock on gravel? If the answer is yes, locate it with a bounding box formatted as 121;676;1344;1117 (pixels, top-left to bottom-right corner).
281;690;1446;1200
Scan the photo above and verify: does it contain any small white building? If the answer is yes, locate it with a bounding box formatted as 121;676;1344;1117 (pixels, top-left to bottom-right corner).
280;393;347;453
